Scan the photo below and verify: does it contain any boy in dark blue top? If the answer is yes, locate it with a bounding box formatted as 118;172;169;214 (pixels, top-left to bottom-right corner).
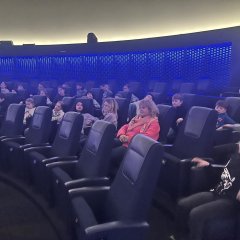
215;100;235;129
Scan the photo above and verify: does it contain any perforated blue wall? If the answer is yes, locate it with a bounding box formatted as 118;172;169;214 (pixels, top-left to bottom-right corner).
0;42;232;92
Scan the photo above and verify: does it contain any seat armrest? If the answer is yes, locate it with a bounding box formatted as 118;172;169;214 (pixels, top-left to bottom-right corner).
84;221;149;240
65;177;110;190
42;155;78;164
232;131;240;143
46;160;78;168
24;145;52;154
19;142;50;149
69;186;109;201
2;136;25;143
163;144;173;153
162;152;181;164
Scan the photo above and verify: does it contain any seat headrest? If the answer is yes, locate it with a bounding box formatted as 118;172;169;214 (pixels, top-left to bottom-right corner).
184;106;212;139
122;134;159;184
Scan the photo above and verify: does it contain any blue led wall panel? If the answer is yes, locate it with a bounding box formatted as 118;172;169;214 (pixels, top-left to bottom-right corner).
0;42;232;92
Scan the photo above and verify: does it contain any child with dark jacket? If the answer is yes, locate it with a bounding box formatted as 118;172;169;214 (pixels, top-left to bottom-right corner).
167;93;187;142
215;100;235;129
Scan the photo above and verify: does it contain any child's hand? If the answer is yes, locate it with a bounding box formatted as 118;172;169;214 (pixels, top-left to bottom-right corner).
176;118;183;125
119;135;128;143
192;157;210;168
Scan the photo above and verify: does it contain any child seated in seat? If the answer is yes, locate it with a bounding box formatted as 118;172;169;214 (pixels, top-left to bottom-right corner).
75;100;98;131
167;93;187;142
23;98;36;126
52;101;65;123
215;100;235;130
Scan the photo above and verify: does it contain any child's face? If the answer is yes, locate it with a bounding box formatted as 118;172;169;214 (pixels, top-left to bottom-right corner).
172;99;183;108
54;102;62;111
26;101;34;109
87;93;93;99
76;102;83;112
58;87;65;96
215;105;226;114
102;101;112;113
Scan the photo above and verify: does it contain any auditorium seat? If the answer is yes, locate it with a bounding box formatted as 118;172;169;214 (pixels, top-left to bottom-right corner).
48;120;116;222
1;106;52;176
155;106;217;210
115;97;130;128
0;104;25;168
23;112;83;189
225;97;240;122
33;95;47;106
62;96;75;112
69;134;163;240
157;104;176;143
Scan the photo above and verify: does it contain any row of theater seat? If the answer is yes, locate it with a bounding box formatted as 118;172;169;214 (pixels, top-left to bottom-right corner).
0;103;239;239
0;104;163;240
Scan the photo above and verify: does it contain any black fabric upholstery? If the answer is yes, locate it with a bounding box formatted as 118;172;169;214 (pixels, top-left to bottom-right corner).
62;97;75;112
115;97;130;128
0;104;25;137
33;95;47;106
172;106;217;158
51;120;116;221
157;104;176;143
105;134;163;222
91;88;103;104
157;106;218;203
26;106;52;144
225;97;240;122
25;112;83;189
71;134;163;240
51;112;83;156
1;106;52;173
184;107;210;139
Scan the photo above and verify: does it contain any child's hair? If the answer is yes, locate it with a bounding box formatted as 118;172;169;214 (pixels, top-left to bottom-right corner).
172;93;183;101
215;100;228;110
102;98;118;115
26;98;34;105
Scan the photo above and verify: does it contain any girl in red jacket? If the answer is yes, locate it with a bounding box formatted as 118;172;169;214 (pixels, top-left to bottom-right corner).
110;99;160;177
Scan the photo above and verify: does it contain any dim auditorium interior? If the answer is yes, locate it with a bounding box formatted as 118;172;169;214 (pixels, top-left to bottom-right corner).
1;1;240;240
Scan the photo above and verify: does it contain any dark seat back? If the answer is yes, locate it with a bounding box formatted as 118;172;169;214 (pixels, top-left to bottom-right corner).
172;106;218;158
25;106;52;144
0;104;25;137
3;92;18;104
157;104;176;143
91;88;104;105
33;95;47;107
52;112;83;156
104;134;163;221
115;97;130;128
74;120;116;178
62;97;75;112
225;97;240;122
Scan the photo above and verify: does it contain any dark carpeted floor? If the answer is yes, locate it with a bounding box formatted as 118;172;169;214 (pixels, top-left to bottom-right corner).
0;172;174;240
0;181;59;240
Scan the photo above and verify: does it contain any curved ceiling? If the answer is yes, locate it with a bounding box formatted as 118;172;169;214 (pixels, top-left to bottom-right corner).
1;0;240;45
